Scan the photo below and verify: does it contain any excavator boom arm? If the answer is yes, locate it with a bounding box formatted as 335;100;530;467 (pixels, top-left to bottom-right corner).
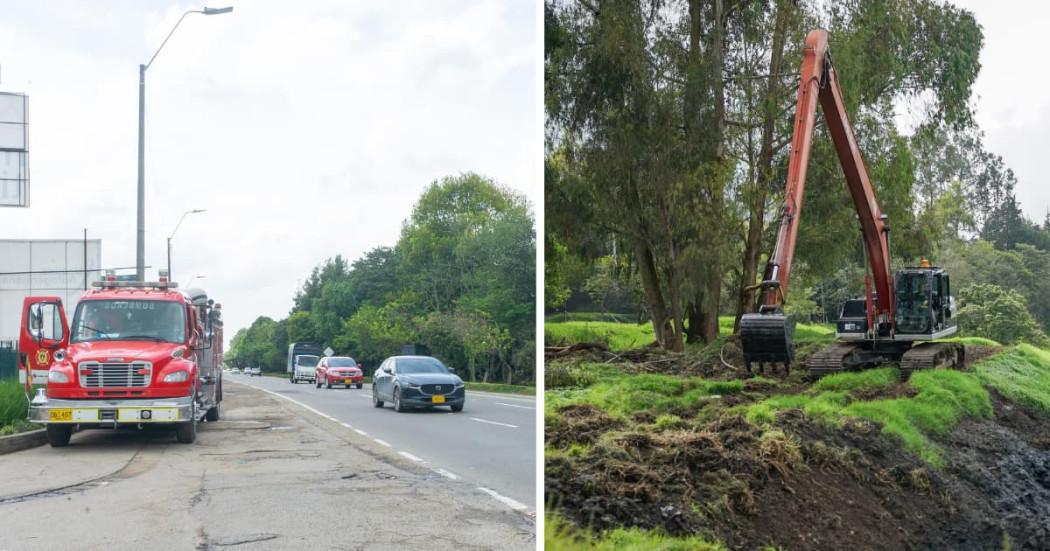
759;29;894;325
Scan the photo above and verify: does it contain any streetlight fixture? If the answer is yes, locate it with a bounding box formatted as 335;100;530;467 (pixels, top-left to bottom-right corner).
168;209;206;280
136;6;233;281
187;275;207;287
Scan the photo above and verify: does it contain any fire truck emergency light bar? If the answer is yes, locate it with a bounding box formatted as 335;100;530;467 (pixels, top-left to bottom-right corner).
92;280;179;289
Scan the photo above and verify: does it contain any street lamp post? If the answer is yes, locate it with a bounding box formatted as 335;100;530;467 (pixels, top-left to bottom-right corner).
137;6;233;281
168;208;206;281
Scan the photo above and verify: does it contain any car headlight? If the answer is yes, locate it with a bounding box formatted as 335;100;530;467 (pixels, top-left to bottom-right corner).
454;381;465;388
406;382;421;389
163;371;190;383
48;370;69;383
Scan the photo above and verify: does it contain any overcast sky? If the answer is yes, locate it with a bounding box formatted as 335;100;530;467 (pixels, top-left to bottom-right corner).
949;0;1049;221
0;1;538;346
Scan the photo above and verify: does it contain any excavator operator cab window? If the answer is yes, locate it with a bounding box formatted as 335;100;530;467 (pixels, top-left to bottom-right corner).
895;272;934;335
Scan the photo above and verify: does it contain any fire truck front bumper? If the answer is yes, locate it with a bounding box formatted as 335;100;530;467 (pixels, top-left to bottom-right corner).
29;394;195;425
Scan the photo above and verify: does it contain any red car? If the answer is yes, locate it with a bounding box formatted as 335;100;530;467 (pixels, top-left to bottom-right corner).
316;356;364;389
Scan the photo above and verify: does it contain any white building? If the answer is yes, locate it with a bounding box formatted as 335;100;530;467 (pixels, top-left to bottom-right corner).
0;239;102;344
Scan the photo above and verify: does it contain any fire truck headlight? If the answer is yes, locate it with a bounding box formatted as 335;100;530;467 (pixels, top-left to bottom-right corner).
48;370;69;383
54;349;66;362
163;371;190;383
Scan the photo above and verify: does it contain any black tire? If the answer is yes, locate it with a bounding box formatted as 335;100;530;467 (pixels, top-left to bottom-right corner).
205;402;220;422
46;424;73;447
372;388;384;408
356;383;363;389
176;407;197;444
393;388;406;412
450;403;464;413
290;375;295;383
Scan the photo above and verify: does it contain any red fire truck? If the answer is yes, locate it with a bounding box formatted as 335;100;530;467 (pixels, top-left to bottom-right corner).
19;272;223;446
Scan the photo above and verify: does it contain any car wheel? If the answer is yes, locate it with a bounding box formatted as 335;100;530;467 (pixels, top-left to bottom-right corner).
46;424;73;447
372;387;384;408
393;388;406;412
450;403;464;413
356;383;363;389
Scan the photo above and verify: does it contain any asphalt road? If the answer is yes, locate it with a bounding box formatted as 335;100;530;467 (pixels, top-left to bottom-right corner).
228;373;537;510
0;382;534;550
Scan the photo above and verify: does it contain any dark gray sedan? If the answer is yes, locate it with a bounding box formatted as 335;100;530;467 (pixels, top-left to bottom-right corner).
372;356;465;412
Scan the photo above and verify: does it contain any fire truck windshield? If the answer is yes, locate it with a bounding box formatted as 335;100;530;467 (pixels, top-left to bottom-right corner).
71;300;186;344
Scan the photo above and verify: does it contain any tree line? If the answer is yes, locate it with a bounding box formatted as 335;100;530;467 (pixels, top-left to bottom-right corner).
546;0;1049;348
226;173;537;384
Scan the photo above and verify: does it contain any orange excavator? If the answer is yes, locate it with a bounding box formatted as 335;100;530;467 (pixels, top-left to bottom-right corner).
739;29;963;378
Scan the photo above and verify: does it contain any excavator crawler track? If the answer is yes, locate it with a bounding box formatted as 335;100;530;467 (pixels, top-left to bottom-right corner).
806;343;864;377
899;342;964;380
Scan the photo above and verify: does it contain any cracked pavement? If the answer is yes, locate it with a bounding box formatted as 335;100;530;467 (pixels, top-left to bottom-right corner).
0;383;534;550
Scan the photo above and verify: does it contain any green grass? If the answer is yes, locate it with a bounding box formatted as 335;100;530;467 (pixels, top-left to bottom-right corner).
545;515;726;551
975;343;1050;415
936;336;1001;347
0;380;35;435
465;382;535;395
545;316;835;352
745;368;992;467
545;321;656;351
546;370;742;418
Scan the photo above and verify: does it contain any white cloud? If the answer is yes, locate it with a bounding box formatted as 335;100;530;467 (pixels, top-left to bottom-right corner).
0;0;538;345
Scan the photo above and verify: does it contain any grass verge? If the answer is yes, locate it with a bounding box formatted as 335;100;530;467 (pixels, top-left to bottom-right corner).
745;368;992;467
547;367;742;418
0;380;36;436
545;514;726;551
465;382;535;395
975;343;1050;415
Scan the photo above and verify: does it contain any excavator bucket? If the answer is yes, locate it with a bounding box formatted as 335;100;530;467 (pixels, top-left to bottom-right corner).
739;312;795;369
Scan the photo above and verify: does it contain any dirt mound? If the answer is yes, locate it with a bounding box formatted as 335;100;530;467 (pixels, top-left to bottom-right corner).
546;404;624;448
546;409;1008;550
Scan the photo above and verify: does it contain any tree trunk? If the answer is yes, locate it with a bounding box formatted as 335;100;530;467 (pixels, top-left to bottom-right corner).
734;0;792;333
635;239;674;348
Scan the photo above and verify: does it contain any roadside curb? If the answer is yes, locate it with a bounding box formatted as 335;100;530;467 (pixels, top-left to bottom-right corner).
0;428;46;455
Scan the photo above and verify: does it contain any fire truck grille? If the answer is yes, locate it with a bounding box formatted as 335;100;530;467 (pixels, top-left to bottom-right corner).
78;362;152;388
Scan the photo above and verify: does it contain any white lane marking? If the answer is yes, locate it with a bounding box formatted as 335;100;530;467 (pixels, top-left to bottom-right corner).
433;468;459;480
374;439;392;447
354;429;369;436
399;451;424;462
340;422;353;429
469;417;519;429
358;395;371;398
495;402;535;410
477;487;529;512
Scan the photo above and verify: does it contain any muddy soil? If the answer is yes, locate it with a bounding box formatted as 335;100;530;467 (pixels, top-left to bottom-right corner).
938;390;1050;549
546;408;1011;550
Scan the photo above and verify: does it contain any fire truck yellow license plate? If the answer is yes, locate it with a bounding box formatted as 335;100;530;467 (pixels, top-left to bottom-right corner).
49;409;72;421
344;378;352;385
432;395;446;404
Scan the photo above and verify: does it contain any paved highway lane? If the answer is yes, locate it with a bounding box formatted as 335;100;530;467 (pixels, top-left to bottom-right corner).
228;373;537;511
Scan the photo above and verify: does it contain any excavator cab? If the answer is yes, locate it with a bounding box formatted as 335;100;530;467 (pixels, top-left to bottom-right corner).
894;266;956;338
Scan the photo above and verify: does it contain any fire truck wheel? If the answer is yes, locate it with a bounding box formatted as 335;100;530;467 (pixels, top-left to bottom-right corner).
356;383;363;389
46;424;73;447
205;403;220;422
176;416;197;444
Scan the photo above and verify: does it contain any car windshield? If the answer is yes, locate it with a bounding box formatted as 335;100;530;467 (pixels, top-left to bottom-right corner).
296;355;319;367
71;300;186;344
397;358;448;374
328;357;357;367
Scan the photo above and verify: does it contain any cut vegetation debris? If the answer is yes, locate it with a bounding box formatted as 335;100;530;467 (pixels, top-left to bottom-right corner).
545;336;1050;549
